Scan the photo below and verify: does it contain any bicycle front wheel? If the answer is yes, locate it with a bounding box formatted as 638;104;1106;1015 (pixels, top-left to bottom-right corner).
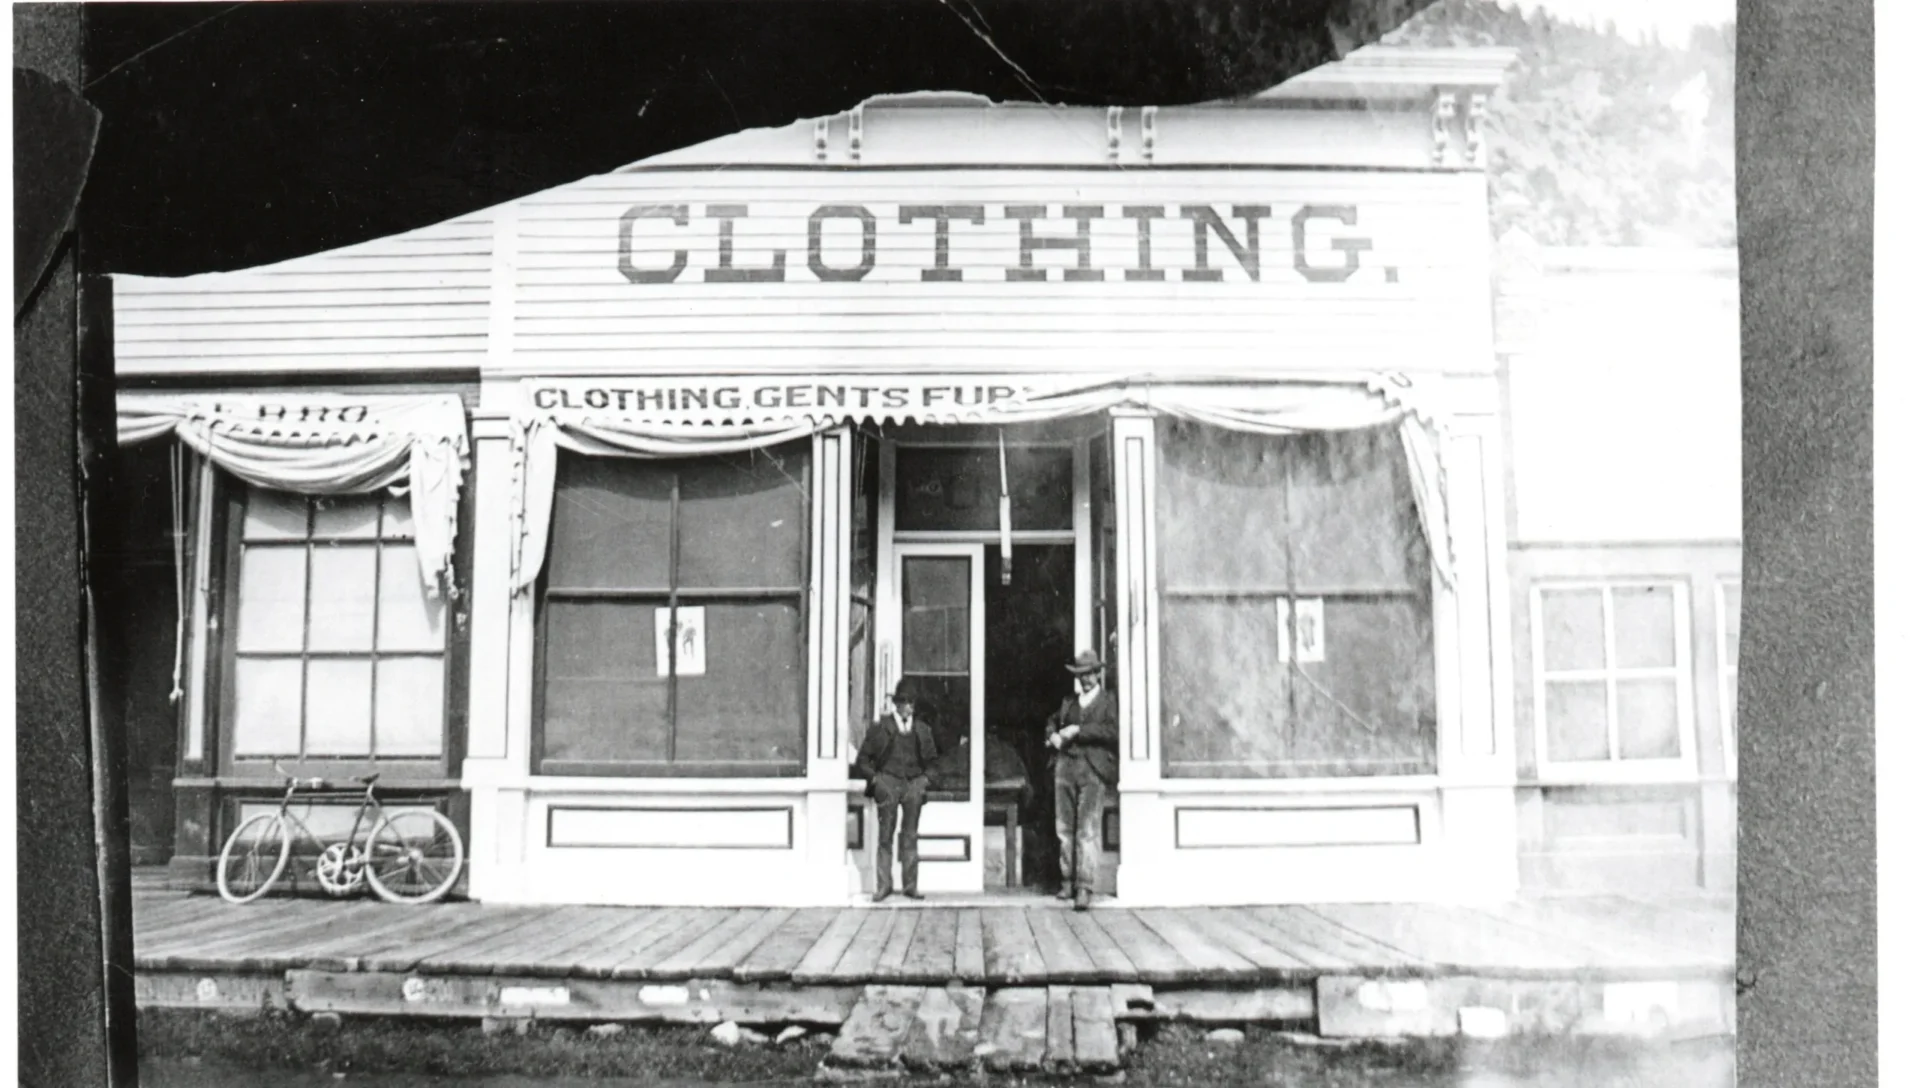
364;809;464;904
216;812;291;904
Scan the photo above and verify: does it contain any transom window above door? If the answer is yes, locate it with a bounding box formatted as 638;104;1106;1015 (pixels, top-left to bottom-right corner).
894;445;1073;532
226;487;448;763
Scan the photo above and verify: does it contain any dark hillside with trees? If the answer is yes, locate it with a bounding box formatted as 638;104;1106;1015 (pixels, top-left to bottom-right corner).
1385;0;1735;246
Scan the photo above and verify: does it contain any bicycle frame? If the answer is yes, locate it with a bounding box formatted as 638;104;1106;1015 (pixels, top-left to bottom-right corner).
266;764;391;888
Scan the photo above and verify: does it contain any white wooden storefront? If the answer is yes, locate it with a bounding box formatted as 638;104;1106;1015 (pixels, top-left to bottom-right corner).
113;46;1521;906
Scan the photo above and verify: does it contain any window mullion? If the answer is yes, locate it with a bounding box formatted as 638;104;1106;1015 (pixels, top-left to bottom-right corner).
1601;587;1620;761
667;471;681;764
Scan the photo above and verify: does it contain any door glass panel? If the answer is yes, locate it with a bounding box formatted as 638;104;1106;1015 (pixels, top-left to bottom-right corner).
900;555;973;792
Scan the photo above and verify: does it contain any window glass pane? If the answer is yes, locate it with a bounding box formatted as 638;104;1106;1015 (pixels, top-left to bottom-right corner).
1287;429;1427;593
547;456;673;589
1721;582;1741;664
375;657;444;756
1161;597;1292;775
1617;678;1682;759
541;600;670;763
894;446;1072;532
674;600;806;768
1288;599;1437;774
232;658;304;755
1543;680;1610;761
307;546;378;652
1156;422;1290;589
305;659;374;755
1612;586;1678;668
235;546;308;652
377;544;446;651
242;490;308;540
381;497;415;540
312;494;381;539
678;446;809;588
901;556;970;674
1539;590;1606;672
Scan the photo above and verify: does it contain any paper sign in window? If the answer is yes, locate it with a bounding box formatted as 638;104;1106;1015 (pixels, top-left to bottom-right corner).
655;606;707;677
1277;597;1326;664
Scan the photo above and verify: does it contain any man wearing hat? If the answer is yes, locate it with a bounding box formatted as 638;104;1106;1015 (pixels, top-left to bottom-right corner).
1044;650;1119;910
852;680;941;902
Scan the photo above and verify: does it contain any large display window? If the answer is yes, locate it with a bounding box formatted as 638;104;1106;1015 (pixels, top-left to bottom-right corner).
533;444;811;776
1155;421;1437;778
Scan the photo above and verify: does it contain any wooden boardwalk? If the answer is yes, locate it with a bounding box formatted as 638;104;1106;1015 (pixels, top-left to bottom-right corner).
133;888;1733;986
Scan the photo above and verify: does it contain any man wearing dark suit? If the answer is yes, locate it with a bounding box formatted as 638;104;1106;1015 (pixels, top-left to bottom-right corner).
852;680;940;902
1045;650;1119;911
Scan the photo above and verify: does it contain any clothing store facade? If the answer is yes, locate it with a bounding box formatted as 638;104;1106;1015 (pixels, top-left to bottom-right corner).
109;47;1527;907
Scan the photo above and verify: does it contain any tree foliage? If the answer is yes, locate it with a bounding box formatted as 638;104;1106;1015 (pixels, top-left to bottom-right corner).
1384;0;1735;246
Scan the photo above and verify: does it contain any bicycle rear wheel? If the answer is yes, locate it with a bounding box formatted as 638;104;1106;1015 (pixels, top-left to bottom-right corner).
216;813;291;904
364;809;464;904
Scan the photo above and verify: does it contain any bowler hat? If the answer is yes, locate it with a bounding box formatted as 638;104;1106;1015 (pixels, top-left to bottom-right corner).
890;680;917;703
1065;650;1105;676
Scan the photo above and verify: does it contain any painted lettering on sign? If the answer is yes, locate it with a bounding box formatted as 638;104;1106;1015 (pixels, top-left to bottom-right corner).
206;402;371;424
616;202;1379;285
531;382;1022;414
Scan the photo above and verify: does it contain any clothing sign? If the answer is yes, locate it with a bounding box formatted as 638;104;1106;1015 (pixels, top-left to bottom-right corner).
655;606;707;677
1277;597;1327;664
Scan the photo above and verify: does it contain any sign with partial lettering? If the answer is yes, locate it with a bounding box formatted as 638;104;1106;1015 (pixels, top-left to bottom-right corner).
1277;597;1326;664
656;606;707;678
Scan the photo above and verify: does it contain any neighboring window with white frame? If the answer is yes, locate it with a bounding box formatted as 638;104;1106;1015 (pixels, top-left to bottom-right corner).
1716;578;1740;778
1531;582;1695;778
225;486;448;766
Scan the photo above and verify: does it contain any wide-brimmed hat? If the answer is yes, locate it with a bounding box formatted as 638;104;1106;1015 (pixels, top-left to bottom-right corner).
1065;650;1105;676
890;680;918;703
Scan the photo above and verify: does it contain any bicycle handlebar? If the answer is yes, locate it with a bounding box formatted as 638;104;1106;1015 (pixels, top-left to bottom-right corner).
270;761;379;792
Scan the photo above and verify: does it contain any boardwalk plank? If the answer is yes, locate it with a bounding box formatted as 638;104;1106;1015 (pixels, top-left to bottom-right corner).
427;906;598;974
731;908;836;981
980;909;1045;984
977;987;1049;1072
1309;903;1588;974
1070;986;1122;1073
1181;909;1316;978
496;907;661;977
826;910;899;981
684;907;794;978
605;909;735;980
1062;911;1139;981
828;985;925;1070
150;902;389;971
141;898;313;955
364;907;552;973
1482;900;1730;974
568;909;697;979
1043;986;1076;1071
1242;906;1424;973
1087;910;1192;984
900;985;985;1071
648;910;777;980
874;911;922;977
1132;910;1259;981
952;910;987;982
895;907;957;984
1026;908;1100;982
287;903;494;972
789;910;869;984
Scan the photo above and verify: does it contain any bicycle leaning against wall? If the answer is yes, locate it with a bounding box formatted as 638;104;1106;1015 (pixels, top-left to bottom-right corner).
215;762;466;905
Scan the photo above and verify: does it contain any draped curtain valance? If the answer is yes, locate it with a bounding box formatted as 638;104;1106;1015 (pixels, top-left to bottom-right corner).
507;374;1454;594
116;393;470;594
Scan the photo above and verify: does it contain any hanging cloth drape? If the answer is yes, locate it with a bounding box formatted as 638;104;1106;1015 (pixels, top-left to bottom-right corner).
506;374;1453;595
116;392;471;595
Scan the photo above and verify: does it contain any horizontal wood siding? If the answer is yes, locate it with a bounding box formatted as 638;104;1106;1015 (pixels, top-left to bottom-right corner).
504;169;1493;377
113;216;493;377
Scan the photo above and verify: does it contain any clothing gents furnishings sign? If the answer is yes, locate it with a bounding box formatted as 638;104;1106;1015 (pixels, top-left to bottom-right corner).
614;202;1384;285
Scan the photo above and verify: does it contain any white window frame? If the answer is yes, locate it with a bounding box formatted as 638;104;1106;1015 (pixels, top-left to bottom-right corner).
1530;580;1698;785
1715;577;1740;780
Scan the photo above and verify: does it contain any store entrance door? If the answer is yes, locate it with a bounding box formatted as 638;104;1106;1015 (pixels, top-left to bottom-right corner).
885;543;986;893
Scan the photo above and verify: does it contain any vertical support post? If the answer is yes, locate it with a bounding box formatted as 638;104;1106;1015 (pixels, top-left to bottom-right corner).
1073;437;1093;653
1109;412;1158;781
181;458;216;767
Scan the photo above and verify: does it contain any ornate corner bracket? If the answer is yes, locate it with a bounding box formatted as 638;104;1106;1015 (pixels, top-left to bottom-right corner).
1430;90;1458;166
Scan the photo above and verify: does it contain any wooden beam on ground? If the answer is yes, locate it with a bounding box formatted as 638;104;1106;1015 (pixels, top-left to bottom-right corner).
1070;986;1122;1073
827;984;926;1069
1043;986;1077;1073
976;987;1049;1073
899;985;985;1071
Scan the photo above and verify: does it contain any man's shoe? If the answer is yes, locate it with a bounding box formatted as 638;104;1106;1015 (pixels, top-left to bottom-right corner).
903;890;924;900
873;889;893;903
1054;888;1073;901
1072;888;1093;911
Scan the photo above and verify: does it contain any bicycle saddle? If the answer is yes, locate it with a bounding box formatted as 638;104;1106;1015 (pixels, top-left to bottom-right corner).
355;773;381;785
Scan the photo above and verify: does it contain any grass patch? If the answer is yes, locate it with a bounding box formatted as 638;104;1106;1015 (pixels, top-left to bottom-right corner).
138;1008;828;1081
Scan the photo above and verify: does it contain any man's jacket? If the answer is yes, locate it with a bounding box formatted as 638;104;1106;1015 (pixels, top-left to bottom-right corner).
1046;689;1120;788
852;716;941;798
